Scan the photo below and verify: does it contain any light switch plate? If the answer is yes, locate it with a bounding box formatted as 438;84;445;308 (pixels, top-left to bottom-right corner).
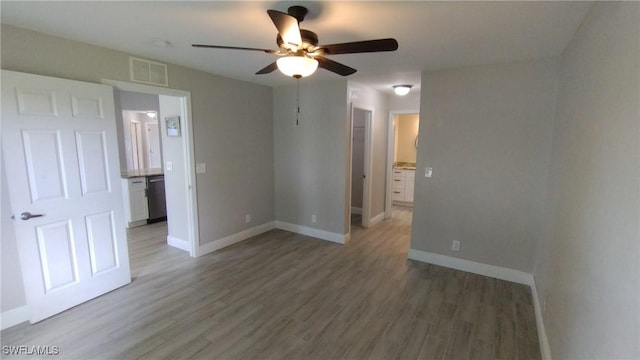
196;163;206;174
165;161;173;171
425;167;433;178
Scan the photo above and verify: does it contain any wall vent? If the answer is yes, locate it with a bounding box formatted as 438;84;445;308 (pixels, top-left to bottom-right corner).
129;57;168;87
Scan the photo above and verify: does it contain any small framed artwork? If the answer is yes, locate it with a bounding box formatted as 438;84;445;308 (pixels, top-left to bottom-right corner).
165;116;181;137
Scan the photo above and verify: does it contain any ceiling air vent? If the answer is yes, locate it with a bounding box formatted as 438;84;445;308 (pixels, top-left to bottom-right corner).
129;57;168;87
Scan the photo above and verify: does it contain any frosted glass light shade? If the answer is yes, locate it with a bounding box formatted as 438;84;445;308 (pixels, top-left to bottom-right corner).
277;56;319;78
393;85;412;96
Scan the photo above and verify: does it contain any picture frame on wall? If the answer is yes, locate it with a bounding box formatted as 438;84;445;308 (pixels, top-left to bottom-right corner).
166;116;181;137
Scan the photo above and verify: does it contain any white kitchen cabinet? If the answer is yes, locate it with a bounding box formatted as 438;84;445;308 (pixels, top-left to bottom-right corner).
405;171;415;202
392;169;415;204
121;177;149;227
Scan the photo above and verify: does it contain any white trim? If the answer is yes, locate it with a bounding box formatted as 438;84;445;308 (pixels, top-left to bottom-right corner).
167;236;190;252
275;221;347;244
407;248;534;286
351;207;362;215
369;212;385;227
1;305;29;330
198;221;276;256
101;79;199;258
530;277;552;360
127;219;147;228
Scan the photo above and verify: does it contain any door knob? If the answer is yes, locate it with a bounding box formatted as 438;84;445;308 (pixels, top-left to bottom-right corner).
20;212;44;221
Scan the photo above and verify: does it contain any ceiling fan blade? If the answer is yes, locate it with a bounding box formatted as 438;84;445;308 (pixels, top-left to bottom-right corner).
316;56;357;76
317;38;399;55
267;9;302;49
256;62;278;75
192;44;278;54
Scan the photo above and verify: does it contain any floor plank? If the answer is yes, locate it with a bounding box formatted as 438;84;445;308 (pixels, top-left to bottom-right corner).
1;206;540;359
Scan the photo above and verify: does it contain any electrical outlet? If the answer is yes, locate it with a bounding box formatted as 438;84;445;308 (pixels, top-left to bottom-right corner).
451;240;461;251
245;214;251;224
311;214;317;223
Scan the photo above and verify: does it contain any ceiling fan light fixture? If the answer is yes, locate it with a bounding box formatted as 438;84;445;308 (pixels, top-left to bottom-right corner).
276;56;318;78
393;85;412;96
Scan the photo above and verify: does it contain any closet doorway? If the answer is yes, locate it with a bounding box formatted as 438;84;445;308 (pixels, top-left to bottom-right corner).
349;105;373;231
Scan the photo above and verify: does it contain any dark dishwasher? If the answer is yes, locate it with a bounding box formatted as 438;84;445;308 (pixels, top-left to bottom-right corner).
147;175;167;223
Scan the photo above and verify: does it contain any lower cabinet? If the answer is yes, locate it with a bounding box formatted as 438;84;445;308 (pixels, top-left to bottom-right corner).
121;177;149;227
392;169;415;204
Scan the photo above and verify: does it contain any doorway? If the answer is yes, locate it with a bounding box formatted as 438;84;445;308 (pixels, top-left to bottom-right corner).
103;80;199;257
385;111;420;219
349;105;373;233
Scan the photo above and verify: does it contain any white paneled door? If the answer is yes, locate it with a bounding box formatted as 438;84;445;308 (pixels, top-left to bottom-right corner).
2;70;131;323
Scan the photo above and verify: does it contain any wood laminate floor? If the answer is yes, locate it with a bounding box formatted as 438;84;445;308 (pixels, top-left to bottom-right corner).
1;207;540;359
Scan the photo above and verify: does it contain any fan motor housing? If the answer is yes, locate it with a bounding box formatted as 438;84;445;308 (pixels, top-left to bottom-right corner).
277;29;319;53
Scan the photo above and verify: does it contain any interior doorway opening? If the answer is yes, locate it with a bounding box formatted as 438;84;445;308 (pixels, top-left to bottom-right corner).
104;80;199;257
348;105;373;234
386;111;420;220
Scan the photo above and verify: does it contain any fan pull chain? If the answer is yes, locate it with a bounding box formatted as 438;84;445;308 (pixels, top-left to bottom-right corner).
296;78;300;126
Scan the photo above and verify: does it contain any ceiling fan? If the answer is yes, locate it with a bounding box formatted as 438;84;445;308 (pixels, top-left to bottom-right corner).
193;5;399;78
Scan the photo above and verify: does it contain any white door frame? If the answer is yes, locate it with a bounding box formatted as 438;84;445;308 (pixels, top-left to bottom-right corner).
385;109;420;218
102;79;200;257
130;119;144;170
143;120;161;169
348;104;374;230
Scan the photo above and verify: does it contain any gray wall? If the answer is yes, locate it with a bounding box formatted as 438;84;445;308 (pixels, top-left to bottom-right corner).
158;95;190;246
533;2;640;358
1;24;275;311
412;58;558;272
389;91;420;112
273;80;349;235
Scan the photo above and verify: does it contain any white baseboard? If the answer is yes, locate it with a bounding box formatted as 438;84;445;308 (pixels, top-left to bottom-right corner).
351;207;362;215
530;277;552;359
1;305;28;330
408;248;551;358
127;219;147;228
167;235;190;252
368;212;385;227
198;221;276;256
408;248;534;286
275;221;347;244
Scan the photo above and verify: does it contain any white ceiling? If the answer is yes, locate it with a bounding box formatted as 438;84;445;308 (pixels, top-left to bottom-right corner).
1;1;593;94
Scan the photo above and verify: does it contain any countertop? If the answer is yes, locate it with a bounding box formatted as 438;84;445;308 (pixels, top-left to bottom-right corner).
121;168;164;179
394;162;416;170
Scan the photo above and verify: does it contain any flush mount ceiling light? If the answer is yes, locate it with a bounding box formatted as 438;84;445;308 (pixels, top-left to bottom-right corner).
393;85;412;96
146;111;157;118
276;56;319;78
